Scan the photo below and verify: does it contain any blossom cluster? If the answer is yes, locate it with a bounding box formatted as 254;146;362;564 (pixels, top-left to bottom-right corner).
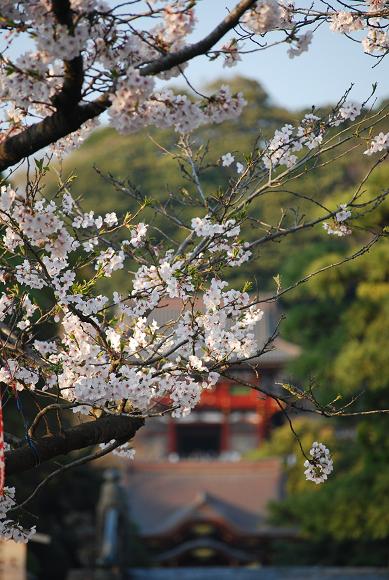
323;204;352;237
362;29;389;56
287;32;313;59
329;12;363;33
0;183;263;424
263;104;361;170
192;216;251;266
99;440;136;459
364;132;389;156
242;0;284;34
221;39;242;68
0;487;36;543
304;442;334;484
109;83;246;135
191;216;251;267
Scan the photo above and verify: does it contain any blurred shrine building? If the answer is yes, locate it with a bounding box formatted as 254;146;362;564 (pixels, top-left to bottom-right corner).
123;460;299;568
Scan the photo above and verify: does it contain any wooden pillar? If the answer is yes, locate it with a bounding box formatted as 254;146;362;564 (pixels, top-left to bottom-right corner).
263;396;272;439
257;398;265;443
167;418;176;453
221;379;231;453
221;412;230;452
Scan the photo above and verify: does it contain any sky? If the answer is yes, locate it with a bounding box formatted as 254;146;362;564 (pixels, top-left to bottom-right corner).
179;1;389;110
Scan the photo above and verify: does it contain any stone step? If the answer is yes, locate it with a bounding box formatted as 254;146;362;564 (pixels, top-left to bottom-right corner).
129;567;389;580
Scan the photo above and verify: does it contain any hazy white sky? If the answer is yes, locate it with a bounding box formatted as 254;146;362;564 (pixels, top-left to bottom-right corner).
180;1;389;110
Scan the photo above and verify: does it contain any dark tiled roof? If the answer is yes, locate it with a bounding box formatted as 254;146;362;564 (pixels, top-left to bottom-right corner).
126;459;285;536
144;491;261;536
156;537;255;563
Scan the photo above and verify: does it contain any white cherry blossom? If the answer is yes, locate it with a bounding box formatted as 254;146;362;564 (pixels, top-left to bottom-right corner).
304;442;334;484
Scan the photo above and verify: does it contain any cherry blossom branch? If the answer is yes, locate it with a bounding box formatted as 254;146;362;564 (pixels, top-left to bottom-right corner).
0;96;109;172
0;0;257;171
139;0;258;76
27;402;79;439
9;438;122;514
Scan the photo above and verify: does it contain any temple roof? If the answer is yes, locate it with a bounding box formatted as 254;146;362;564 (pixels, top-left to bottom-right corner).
145;491;260;536
155;537;256;563
126;458;294;537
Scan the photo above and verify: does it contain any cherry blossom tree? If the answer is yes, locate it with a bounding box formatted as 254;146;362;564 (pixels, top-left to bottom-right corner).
0;0;388;541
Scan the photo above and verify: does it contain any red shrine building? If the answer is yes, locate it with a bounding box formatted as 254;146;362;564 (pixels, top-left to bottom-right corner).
135;298;300;461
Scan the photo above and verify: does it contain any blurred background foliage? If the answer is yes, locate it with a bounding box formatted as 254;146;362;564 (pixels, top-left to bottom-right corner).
8;75;389;571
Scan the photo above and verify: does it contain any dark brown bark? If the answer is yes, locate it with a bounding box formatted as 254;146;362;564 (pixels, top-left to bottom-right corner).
51;0;84;110
5;413;144;476
0;97;109;171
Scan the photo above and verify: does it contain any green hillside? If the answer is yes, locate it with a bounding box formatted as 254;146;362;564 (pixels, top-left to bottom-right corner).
51;77;294;209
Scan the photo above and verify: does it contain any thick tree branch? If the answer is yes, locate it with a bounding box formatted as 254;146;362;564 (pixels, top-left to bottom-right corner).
0;97;109;172
140;0;257;76
5;413;144;476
